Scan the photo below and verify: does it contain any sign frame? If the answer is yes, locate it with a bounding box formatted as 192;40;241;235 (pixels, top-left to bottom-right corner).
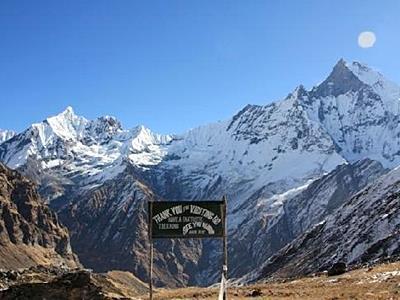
148;200;226;239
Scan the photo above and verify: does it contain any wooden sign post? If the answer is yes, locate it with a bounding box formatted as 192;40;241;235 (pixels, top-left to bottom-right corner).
222;195;228;300
148;198;228;300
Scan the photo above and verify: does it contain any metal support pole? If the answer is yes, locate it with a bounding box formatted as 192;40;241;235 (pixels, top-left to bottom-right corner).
149;242;153;300
222;195;228;300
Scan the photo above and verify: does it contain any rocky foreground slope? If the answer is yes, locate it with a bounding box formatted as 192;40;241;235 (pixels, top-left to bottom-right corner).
0;266;148;300
0;162;79;269
0;261;399;299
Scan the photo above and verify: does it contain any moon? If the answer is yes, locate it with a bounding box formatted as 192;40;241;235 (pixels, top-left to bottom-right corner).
358;31;376;48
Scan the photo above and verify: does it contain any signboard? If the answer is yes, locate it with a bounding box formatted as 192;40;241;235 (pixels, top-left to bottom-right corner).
147;198;228;300
148;201;225;239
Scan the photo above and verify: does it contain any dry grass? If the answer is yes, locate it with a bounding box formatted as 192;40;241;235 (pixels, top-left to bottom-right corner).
100;270;149;298
140;261;400;300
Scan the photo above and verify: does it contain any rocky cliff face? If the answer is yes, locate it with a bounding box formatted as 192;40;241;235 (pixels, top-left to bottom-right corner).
247;164;400;282
0;59;400;286
0;162;79;269
229;159;388;278
57;164;206;287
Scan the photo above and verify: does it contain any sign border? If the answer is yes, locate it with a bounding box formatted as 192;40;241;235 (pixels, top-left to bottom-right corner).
148;200;226;239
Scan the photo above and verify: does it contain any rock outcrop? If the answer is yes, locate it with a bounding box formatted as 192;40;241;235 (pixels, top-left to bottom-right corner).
0;267;148;300
0;162;79;269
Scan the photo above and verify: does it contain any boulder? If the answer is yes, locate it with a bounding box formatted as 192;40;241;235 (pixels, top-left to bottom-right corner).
327;262;347;276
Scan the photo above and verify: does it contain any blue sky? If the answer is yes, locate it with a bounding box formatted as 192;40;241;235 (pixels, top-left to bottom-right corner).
0;0;399;134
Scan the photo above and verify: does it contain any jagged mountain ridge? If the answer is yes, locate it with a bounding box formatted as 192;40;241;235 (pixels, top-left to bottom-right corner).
2;60;399;209
0;59;400;286
0;107;172;187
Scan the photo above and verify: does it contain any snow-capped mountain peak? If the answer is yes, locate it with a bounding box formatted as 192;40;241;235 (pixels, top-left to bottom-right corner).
293;60;400;168
1;59;400;204
0;107;174;184
312;59;366;97
125;125;173;167
44;106;88;141
312;59;400;101
131;125;172;146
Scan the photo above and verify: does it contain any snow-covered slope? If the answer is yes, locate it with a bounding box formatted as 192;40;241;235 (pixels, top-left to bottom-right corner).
0;130;15;144
151;94;345;210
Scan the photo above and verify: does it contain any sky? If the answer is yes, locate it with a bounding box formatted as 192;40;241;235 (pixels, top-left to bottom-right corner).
0;0;399;134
